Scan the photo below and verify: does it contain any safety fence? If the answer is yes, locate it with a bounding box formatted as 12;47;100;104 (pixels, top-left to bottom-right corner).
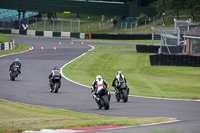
0;17;80;32
91;34;160;40
149;54;200;67
0;40;15;50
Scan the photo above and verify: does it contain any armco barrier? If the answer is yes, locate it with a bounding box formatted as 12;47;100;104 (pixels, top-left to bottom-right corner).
150;54;200;67
91;34;160;40
0;29;12;34
70;32;80;38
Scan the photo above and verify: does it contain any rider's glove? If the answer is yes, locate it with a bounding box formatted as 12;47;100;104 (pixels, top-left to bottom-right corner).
91;88;95;93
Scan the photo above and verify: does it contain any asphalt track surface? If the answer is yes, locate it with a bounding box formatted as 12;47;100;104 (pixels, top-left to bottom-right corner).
0;36;200;133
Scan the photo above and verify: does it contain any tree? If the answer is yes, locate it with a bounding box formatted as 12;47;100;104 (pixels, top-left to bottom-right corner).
138;13;148;24
185;0;200;20
168;0;185;19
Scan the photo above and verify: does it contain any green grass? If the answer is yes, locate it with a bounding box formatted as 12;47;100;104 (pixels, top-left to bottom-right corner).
0;34;11;43
0;99;175;132
91;45;136;51
83;39;161;44
62;45;200;99
0;34;30;56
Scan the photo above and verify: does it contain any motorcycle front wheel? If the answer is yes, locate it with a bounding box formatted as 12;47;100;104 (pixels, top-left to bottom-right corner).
10;72;16;81
102;95;109;110
122;89;128;102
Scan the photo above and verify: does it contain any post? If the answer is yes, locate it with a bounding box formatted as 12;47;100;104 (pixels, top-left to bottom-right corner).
162;10;165;26
78;18;80;32
182;31;186;55
53;19;54;31
71;19;72;32
61;20;63;32
151;27;154;45
174;18;176;33
177;27;180;46
44;19;45;31
35;17;37;30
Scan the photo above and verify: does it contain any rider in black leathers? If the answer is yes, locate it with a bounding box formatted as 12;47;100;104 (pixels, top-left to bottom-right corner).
112;71;127;93
9;58;21;75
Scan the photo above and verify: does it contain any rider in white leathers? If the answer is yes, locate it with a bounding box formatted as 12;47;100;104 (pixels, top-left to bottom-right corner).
91;75;109;99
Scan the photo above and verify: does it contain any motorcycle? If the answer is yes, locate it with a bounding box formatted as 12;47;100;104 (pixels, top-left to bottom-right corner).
50;76;61;93
10;65;19;81
92;86;111;110
115;82;129;102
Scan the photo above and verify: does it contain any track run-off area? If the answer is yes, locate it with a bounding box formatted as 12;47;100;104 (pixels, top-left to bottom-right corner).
0;36;200;133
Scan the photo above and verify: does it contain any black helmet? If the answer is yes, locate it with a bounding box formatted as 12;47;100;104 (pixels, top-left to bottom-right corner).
53;66;59;70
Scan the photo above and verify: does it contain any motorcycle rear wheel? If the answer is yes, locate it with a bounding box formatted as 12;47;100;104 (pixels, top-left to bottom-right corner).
54;82;59;93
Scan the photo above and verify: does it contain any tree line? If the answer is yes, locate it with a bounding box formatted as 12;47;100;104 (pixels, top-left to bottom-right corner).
97;0;200;20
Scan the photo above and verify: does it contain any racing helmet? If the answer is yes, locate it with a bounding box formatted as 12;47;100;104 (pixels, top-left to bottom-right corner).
117;71;122;75
96;75;102;81
15;58;19;62
53;66;59;70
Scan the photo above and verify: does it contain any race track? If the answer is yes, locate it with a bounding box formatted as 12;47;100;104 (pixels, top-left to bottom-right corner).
0;36;199;133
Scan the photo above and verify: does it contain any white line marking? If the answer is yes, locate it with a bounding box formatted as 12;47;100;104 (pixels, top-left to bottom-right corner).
60;45;93;89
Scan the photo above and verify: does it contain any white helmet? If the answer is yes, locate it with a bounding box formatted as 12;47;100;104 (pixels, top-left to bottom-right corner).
117;71;122;75
96;75;102;81
15;58;19;62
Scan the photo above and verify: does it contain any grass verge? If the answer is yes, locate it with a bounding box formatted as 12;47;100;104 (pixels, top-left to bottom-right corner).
62;45;200;99
81;39;161;45
91;45;136;51
0;99;175;133
0;34;11;42
0;43;30;56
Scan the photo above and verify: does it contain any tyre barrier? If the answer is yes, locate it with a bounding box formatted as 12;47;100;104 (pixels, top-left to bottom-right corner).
136;45;160;53
136;45;185;54
149;54;200;67
91;34;160;40
161;45;185;54
0;40;15;50
0;29;87;39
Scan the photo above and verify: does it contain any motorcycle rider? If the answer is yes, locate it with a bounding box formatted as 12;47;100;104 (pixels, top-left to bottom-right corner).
91;75;109;99
49;66;62;88
112;71;128;94
9;58;21;75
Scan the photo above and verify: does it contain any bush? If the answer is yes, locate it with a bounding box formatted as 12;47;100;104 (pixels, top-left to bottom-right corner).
112;16;118;27
138;13;148;25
